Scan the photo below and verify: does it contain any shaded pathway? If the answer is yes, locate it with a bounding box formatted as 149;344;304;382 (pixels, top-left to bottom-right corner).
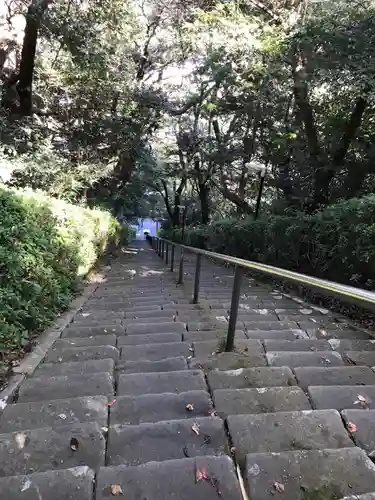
0;241;375;499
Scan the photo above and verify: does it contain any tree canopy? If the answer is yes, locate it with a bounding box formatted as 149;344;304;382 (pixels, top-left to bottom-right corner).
1;0;374;222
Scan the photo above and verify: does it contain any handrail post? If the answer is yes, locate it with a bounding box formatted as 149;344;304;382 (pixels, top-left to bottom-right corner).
226;265;243;352
193;254;201;304
178;246;184;284
157;239;159;255
165;242;169;265
161;240;164;260
158;239;162;257
170;244;175;272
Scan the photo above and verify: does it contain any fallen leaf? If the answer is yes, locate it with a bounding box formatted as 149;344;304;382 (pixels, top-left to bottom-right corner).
186;403;194;411
192;422;200;435
354;394;371;408
107;399;117;407
110;484;123;496
273;481;285;493
209;409;217;417
70;437;79;451
196;464;209;482
347;422;357;433
58;413;67;420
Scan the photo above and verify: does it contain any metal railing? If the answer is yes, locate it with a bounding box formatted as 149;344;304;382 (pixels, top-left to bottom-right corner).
151;236;375;352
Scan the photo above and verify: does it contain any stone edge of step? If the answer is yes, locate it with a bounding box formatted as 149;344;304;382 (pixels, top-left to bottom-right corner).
0;264;112;410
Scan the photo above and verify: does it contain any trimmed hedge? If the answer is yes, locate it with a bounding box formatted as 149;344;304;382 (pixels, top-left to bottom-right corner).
0;185;127;352
166;195;375;290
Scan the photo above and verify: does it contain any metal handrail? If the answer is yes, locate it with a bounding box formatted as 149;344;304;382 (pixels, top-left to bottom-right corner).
151;236;375;351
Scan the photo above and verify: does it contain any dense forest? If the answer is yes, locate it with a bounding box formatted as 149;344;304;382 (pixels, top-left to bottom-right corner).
2;0;374;219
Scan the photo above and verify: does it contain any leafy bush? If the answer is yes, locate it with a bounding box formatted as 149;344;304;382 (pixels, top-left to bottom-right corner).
0;185;126;352
165;195;375;290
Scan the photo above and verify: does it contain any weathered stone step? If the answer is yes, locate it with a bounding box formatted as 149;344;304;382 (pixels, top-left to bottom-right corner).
186;321;223;332
214;387;311;417
120;342;190;362
266;351;344;367
328;339;375;352
263;339;332;352
243;321;298;331
344;351;375;367
245;329;307;340
308;385;375;411
124;317;179;328
107;417;226;466
117;357;188;374
301;324;370;340
96;455;242;500
237;313;279;322
53;335;117;349
110;391;212;425
0;396;108;433
184;330;246;342
294;366;375;390
193;339;263;359
125;309;175;320
34;359;114;378
73;310;124;322
207;367;296;391
126;322;186;335
62;325;125;338
118;333;182;346
190;352;267;371
228;409;352;465
0;466;95;500
117;370;206;396
45;345;119;364
342;409;375;456
0;423;105;477
18;372;113;402
246;448;375;500
70;317;122;328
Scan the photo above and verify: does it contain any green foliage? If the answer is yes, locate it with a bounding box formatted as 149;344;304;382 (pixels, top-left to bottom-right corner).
166;195;375;289
0;185;125;353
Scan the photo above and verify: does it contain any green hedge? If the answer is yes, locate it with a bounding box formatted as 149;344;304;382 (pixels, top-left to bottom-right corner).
0;185;126;352
166;195;375;290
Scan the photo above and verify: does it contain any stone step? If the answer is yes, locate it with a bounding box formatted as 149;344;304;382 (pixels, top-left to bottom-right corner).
45;345;119;364
184;330;247;342
110;391;212;425
53;335;117;349
245;329;307;340
118;333;182;346
246;448;375;500
263;339;332;352
193;339;263;359
301;324;370;340
308;385;375;411
84;301;159;311
106;417;226;466
118;370;206;396
186;322;223;332
62;325;125;338
120;342;190;362
294;366;375;390
74;310;124;322
207;367;296;391
266;351;344;368
329;339;375;352
117;357;188;374
70;317;123;328
96;455;242;500
214;387;311;417
340;495;375;500
0;396;108;433
341;409;375;456
126;322;186;335
0;466;95;500
34;359;114;378
125;310;176;320
228;410;352;466
190;352;267;371
0;423;105;477
243;321;299;331
344;351;375;367
18;372;113;403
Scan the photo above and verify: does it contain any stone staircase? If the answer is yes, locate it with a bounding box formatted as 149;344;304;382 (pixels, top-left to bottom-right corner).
1;241;375;499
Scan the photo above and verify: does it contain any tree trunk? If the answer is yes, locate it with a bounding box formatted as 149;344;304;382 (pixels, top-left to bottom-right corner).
198;184;210;224
17;0;53;116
